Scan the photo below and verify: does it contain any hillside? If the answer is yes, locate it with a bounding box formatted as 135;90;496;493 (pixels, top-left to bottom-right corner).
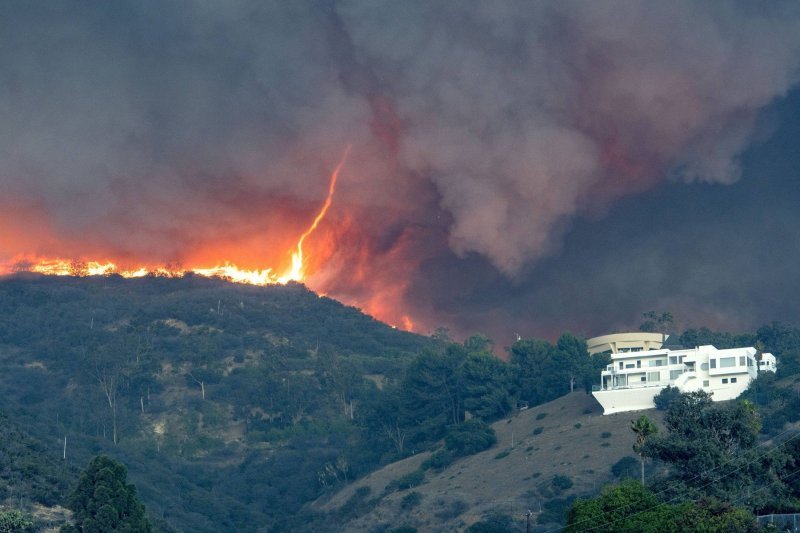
312;392;663;532
0;274;433;531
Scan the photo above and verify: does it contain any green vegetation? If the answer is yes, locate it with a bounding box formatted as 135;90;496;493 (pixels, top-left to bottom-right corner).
0;510;34;533
653;385;681;411
444;419;496;456
61;456;151;533
565;480;758;532
400;491;422;510
4;277;800;530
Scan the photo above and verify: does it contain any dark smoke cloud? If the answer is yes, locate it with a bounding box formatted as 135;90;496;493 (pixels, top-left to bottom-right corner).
2;1;800;340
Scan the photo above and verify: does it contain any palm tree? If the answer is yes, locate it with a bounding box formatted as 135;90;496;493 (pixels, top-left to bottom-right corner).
630;415;658;484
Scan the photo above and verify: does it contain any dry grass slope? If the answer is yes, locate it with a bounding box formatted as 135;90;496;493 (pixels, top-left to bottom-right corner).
314;392;665;532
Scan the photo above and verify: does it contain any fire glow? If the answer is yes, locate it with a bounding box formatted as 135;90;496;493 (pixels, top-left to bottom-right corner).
2;147;352;290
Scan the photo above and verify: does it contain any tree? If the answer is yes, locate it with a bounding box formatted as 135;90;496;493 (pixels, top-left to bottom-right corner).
642;392;791;511
61;456;151;533
639;311;674;341
565;480;758;532
630;415;658;484
0;509;33;533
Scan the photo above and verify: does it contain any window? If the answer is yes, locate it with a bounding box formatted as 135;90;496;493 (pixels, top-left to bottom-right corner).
637;360;641;368
647;371;660;382
739;356;746;366
648;359;666;367
631;347;642;352
669;369;682;380
722;378;729;384
626;363;635;369
640;376;646;382
720;357;736;368
710;359;717;369
731;377;737;383
619;362;624;370
701;363;709;371
669;356;678;365
703;380;709;387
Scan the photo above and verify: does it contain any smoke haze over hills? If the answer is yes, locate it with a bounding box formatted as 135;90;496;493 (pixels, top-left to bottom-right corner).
2;1;800;341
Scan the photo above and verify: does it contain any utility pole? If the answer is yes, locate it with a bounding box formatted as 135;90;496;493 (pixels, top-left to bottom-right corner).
526;510;532;533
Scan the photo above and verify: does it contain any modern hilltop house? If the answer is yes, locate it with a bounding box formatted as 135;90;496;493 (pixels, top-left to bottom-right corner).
589;333;777;415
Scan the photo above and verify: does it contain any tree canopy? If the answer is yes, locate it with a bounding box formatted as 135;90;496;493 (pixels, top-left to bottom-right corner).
61;456;151;533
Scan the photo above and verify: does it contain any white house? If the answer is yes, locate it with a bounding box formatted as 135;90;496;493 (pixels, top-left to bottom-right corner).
591;342;777;415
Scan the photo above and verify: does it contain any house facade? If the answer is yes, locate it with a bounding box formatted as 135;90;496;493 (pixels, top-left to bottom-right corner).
591;343;777;415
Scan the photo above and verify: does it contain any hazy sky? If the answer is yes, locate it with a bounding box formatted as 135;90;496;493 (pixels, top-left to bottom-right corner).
2;1;800;343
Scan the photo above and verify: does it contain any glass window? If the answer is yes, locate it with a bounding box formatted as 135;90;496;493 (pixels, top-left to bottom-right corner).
701;363;709;371
669;356;678;365
619;362;624;369
720;357;736;368
722;378;728;384
669;369;682;380
739;356;746;366
710;359;717;369
640;376;646;381
648;371;660;382
731;377;737;383
637;360;641;368
626;363;635;368
703;380;709;387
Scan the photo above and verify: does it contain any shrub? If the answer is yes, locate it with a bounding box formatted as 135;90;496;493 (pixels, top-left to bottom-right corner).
392;469;424;491
600;432;612;438
400;491;422;510
654;385;682;411
422;449;455;471
494;450;510;460
434;498;468;521
533;427;544;435
552;474;573;492
445;419;496;457
611;456;639;479
574;423;582;429
536;412;548;420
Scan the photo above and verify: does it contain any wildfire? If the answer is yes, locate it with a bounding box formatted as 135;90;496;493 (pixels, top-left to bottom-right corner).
2;147;352;289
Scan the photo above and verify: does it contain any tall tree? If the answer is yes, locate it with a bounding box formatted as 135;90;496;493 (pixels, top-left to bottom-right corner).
61;456;151;533
630;415;658;484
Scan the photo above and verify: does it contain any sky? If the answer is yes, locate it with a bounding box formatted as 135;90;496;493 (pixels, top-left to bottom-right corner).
2;1;800;344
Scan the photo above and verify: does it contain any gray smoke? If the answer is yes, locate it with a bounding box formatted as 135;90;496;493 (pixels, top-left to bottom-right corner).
1;1;800;334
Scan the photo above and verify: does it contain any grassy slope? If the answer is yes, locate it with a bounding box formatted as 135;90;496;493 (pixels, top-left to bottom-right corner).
314;392;665;532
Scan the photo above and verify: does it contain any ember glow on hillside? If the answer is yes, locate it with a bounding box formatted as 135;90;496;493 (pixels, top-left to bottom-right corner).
0;147;379;318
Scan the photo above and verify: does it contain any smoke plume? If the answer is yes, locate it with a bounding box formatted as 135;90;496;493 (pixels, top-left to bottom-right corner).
2;1;800;338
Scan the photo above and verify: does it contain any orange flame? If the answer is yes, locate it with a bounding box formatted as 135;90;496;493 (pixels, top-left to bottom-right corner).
1;146;352;289
280;144;351;283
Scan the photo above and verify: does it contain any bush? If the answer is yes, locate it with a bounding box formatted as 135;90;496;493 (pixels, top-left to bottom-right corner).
533;427;544;435
422;449;455;471
444;419;496;457
552;474;573;492
434;498;468;521
536;412;548;420
0;510;34;533
600;432;612;438
611;456;639;479
400;491;422;510
654;385;682;411
494;450;510;459
391;469;425;491
574;423;582;429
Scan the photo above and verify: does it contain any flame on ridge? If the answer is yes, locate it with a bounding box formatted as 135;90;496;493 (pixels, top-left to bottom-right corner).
2;146;352;288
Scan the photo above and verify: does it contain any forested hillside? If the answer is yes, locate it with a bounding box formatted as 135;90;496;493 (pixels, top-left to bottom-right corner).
3;274;800;531
0;274;433;530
